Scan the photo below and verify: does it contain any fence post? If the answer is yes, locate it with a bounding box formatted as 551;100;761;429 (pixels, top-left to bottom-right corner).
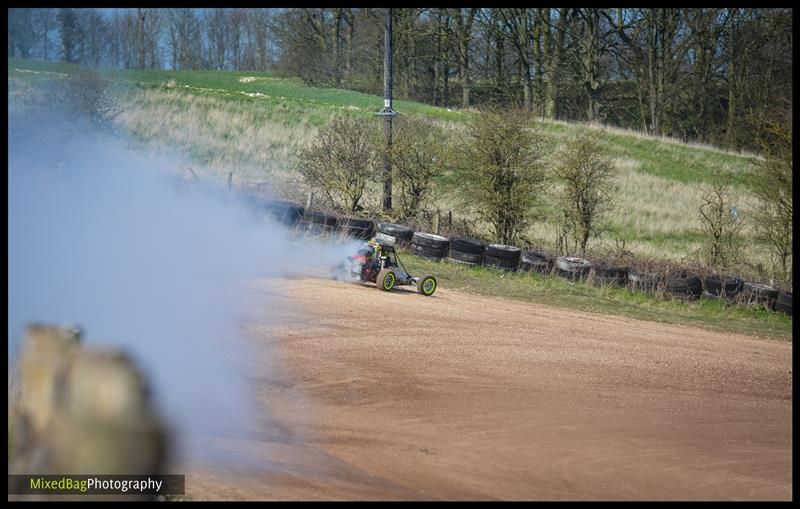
227;172;232;192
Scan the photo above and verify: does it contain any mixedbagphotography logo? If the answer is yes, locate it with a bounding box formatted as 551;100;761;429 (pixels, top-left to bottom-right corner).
8;475;185;496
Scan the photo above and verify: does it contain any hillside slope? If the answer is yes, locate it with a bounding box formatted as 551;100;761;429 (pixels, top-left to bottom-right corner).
8;59;766;265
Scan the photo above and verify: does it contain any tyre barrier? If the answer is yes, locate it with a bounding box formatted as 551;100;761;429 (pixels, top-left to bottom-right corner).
303;210;338;235
774;291;792;315
519;251;553;274
703;275;743;299
376;223;415;245
263;200;305;227
307;207;791;317
665;275;703;300
409;232;449;261
337;217;375;240
410;242;447;261
483;244;521;270
447;237;485;266
740;282;779;307
590;265;628;286
628;271;663;293
555;256;592;280
412;231;450;250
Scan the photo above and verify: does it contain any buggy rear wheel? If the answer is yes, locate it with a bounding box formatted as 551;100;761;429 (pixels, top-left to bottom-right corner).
417;275;437;296
377;269;397;291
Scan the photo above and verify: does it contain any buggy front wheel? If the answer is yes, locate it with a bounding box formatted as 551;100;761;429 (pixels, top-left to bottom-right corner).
417;275;437;296
377;269;397;291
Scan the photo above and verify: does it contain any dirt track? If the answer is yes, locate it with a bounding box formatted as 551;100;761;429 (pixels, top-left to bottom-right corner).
184;276;792;500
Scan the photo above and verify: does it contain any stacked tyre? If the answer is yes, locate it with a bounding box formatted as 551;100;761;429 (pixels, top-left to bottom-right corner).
591;265;628;286
303;210;338;235
483;244;521;270
410;232;450;261
628;271;663;293
447;237;485;266
555;256;592;280
774;291;792;316
739;282;779;308
702;275;743;300
337;217;374;240
519;251;553;274
263;200;305;227
665;275;703;300
375;223;415;246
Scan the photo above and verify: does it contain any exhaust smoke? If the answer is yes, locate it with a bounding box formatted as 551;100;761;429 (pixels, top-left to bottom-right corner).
8;106;360;467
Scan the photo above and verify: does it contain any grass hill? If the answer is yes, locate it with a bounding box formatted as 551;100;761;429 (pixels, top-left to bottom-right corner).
8;59;790;340
8;59;767;268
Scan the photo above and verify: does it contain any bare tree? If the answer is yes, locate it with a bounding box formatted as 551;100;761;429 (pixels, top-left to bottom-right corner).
9;9;37;58
553;129;617;256
388;116;453;218
462;107;547;245
500;9;535;111
749;117;792;283
698;171;744;269
451;8;478;108
294;116;379;212
542;8;570;119
58;8;79;63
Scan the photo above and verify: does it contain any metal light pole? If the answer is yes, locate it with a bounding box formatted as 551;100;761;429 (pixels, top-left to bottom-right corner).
376;7;397;211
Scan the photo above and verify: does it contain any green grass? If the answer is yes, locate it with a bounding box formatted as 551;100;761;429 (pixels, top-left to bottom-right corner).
538;121;757;187
398;250;792;342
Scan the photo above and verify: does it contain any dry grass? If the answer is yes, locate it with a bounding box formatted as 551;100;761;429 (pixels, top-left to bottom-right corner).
117;88;323;190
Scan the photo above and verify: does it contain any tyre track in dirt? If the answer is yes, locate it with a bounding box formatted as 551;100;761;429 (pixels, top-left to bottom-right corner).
185;276;791;500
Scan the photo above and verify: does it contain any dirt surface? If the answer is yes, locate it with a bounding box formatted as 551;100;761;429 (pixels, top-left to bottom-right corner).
183;276;792;501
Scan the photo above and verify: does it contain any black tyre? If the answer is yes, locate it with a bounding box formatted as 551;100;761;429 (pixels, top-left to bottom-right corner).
628;271;662;293
338;217;374;239
485;244;521;262
740;282;779;307
483;254;518;270
447;250;483;265
555;256;592;280
374;231;398;245
666;275;702;300
417;275;438;296
411;232;450;251
519;251;553;274
305;209;338;227
448;237;485;255
774;291;792;315
377;269;396;291
410;242;446;261
264;200;304;227
703;275;744;298
591;265;628;286
303;210;338;234
377;223;414;244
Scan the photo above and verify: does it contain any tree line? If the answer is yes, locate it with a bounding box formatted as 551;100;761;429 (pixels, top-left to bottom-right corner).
8;8;792;152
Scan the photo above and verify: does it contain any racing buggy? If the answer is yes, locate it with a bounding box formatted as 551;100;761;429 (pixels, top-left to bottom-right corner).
333;240;438;296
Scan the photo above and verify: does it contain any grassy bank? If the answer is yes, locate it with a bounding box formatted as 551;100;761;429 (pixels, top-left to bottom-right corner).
7;58;775;269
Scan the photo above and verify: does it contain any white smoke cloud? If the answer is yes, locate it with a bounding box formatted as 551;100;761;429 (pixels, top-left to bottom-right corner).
8;107;361;466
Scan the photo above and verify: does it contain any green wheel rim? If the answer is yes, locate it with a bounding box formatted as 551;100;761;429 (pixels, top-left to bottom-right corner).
384;273;396;290
423;278;436;294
